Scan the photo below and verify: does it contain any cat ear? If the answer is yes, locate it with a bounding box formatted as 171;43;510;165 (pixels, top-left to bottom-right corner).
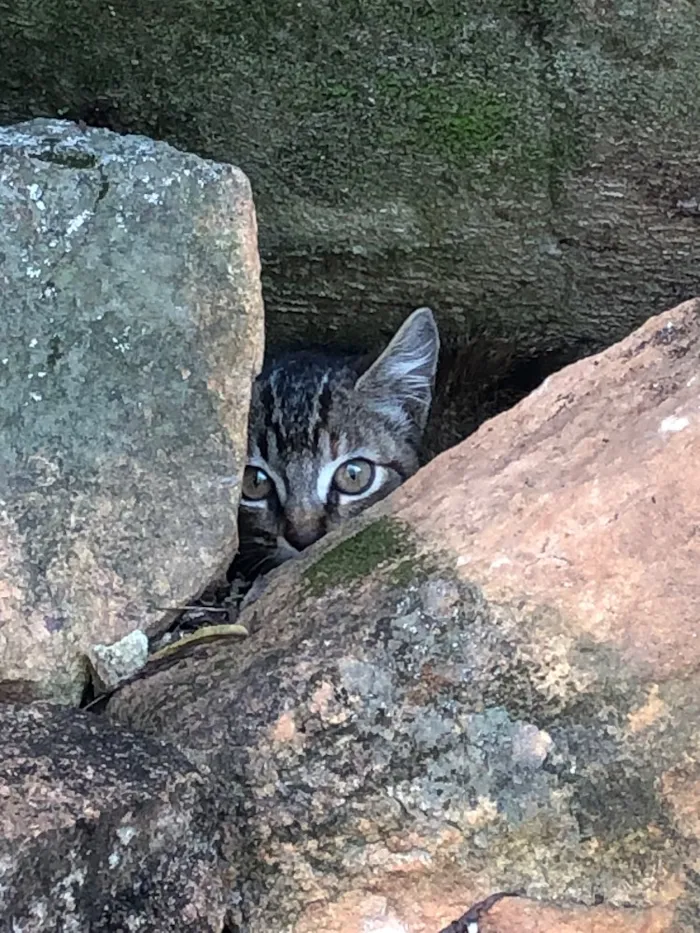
355;307;440;433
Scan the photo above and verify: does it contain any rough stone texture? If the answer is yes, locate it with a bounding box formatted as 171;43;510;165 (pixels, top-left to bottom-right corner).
87;629;150;692
0;702;226;931
106;300;700;932
397;298;700;680
0;119;263;704
294;891;676;933
2;0;699;394
476;898;674;933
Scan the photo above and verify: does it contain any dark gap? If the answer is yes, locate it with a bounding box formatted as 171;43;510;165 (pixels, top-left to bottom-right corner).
424;334;597;459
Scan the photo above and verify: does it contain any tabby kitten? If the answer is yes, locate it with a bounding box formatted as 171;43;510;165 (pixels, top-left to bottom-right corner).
236;307;440;578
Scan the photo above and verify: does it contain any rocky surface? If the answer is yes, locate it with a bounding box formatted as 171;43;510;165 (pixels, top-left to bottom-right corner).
301;892;675;933
396;298;700;679
2;0;700;405
106;299;700;931
0;702;226;931
473;898;674;933
0;119;264;704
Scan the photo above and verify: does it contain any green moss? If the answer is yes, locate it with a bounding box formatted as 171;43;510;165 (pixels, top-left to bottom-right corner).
388;555;425;589
303;517;413;597
376;78;514;164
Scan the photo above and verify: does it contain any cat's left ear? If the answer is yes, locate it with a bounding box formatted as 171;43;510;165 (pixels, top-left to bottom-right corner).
355;306;440;432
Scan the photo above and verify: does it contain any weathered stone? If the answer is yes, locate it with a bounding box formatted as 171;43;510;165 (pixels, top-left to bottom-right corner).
2;1;700;411
0;702;226;931
476;898;676;933
395;298;700;679
87;628;149;692
0;119;264;704
106;300;700;931
294;890;677;933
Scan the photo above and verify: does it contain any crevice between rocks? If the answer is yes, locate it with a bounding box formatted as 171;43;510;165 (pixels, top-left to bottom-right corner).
101;323;602;689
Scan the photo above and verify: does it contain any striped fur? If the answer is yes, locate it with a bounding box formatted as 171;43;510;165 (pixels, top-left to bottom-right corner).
236;308;439;578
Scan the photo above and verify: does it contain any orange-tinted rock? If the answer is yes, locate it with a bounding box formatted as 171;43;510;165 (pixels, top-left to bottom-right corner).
106;301;700;932
477;897;675;933
395;298;700;679
292;887;680;933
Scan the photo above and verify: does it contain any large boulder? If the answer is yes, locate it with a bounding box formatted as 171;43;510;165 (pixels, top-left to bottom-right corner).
0;702;226;931
0;119;264;704
106;299;700;932
1;1;699;386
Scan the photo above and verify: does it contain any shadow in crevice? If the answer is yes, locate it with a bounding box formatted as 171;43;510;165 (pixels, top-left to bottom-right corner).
423;334;599;459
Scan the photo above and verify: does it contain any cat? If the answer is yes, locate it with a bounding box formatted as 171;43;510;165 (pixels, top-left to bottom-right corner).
235;307;440;579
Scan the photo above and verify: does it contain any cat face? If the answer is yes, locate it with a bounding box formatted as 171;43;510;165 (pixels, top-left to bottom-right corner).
236;308;439;578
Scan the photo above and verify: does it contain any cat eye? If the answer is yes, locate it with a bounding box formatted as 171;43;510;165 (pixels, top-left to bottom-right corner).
242;465;273;501
332;458;375;496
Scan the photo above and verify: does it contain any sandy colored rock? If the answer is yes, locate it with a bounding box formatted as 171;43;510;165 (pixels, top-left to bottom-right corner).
0;702;226;931
106;301;700;931
293;889;678;933
395;298;700;680
0;118;263;703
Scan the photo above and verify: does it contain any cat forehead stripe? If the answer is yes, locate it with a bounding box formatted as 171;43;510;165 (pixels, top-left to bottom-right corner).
312;373;333;448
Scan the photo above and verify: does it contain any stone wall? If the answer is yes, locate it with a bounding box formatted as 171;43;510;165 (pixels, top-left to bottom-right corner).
2;0;699;377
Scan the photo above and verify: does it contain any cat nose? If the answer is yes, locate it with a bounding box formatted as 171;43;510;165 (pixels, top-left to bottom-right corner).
283;518;325;551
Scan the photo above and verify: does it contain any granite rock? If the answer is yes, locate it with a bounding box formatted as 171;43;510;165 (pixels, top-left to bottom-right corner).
0;119;264;703
0;702;226;931
106;300;700;932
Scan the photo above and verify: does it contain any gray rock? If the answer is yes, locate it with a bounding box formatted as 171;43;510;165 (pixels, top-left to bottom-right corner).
0;702;226;932
1;2;699;408
0;119;264;704
87;628;150;692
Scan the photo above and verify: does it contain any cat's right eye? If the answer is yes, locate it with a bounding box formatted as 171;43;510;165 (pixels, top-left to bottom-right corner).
332;458;375;496
242;465;273;501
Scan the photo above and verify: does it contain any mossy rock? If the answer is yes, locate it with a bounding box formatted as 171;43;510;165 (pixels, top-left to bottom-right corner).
2;0;699;441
